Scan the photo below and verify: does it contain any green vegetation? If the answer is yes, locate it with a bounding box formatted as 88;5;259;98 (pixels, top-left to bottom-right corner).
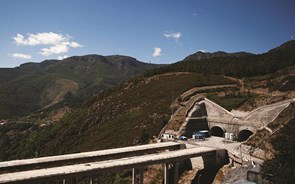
145;41;295;78
0;55;158;119
0;73;235;160
0;122;38;160
0;41;294;182
206;93;254;111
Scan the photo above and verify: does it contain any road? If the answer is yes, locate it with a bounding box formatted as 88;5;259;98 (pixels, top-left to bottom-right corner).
180;136;264;165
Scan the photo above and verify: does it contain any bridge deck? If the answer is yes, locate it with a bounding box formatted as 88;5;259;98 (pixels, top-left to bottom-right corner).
0;142;182;173
0;147;217;184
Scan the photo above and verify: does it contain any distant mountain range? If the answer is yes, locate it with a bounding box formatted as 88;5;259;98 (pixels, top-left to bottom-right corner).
183;40;295;61
0;55;158;119
1;40;295;120
146;40;295;78
183;51;253;61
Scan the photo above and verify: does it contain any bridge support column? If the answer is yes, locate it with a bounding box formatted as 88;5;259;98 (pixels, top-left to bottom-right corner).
139;167;144;184
164;162;179;184
132;167;144;184
202;150;229;168
164;163;169;184
173;161;179;184
63;177;75;184
132;168;135;184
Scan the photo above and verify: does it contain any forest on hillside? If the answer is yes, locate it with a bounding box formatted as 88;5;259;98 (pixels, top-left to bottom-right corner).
146;42;295;78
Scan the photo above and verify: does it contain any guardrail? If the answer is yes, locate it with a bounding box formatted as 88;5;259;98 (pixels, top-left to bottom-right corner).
0;142;182;173
0;144;221;184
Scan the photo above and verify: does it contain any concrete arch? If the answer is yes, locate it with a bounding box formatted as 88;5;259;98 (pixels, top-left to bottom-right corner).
210;126;225;137
237;129;253;142
238;126;256;134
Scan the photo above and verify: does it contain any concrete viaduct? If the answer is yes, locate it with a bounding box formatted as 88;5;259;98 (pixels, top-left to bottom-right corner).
0;142;228;184
179;98;294;141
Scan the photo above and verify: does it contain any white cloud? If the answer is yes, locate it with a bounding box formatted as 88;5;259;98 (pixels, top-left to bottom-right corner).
57;55;68;60
40;44;69;56
13;32;67;46
13;34;25;45
153;47;161;57
163;32;182;42
13;32;83;56
12;53;32;59
69;41;83;48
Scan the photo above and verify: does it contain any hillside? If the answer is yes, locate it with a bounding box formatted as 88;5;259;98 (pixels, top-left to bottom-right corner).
2;67;294;160
0;73;236;160
243;101;295;183
146;40;295;78
0;55;158;119
183;51;253;61
0;41;294;183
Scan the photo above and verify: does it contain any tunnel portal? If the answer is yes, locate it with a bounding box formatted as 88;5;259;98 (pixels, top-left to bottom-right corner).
210;126;224;137
237;129;253;142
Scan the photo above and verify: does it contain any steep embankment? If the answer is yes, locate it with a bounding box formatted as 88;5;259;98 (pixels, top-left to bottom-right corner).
0;73;236;161
244;101;295;159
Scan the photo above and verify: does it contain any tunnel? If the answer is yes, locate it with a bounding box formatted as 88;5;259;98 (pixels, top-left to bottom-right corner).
210;126;224;137
237;129;253;142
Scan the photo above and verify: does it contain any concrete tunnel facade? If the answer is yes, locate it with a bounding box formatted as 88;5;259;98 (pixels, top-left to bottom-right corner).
171;98;293;142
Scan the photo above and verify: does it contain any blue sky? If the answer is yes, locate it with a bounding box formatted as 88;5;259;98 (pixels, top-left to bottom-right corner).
0;0;294;68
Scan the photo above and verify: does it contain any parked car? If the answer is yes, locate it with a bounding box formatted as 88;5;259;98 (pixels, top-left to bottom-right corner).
198;130;210;137
178;136;188;140
192;132;205;140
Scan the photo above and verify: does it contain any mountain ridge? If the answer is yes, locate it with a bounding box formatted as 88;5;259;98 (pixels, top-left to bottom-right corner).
145;40;295;78
183;40;295;62
0;54;159;119
183;50;254;61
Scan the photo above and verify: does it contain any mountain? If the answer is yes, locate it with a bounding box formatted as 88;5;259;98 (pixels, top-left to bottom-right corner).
2;65;294;161
268;40;295;53
146;40;295;78
183;51;253;61
0;55;158;119
0;41;294;182
0;73;237;160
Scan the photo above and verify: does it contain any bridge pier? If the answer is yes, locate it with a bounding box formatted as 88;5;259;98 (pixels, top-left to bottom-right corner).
202;149;229;168
139;167;144;184
132;167;144;184
173;161;179;184
164;163;169;184
132;168;135;184
163;162;180;184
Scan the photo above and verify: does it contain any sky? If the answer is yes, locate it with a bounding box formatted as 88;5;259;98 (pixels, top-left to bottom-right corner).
0;0;295;68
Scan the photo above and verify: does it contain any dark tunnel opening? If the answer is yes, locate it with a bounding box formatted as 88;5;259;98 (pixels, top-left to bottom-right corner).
237;129;253;142
210;126;224;137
